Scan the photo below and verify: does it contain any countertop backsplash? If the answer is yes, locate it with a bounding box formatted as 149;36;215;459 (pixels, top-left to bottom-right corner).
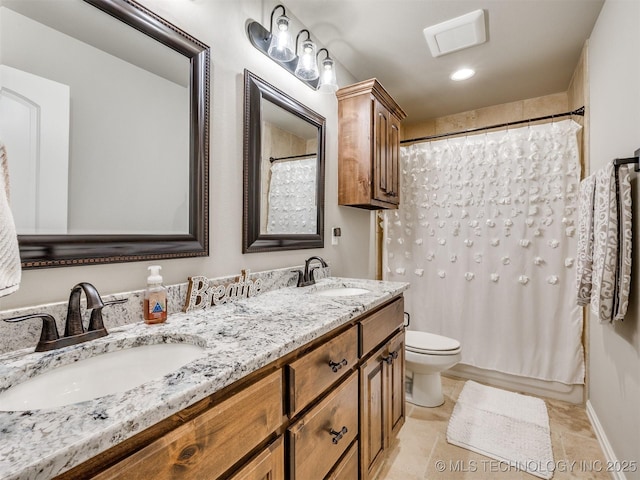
0;265;330;355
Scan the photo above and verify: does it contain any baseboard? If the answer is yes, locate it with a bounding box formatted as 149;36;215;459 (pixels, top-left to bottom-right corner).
447;363;584;404
586;400;626;480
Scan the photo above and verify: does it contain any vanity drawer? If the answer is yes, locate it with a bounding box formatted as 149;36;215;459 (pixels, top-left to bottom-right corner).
228;436;285;480
326;440;359;480
95;370;283;480
359;297;404;356
287;371;359;480
287;325;358;416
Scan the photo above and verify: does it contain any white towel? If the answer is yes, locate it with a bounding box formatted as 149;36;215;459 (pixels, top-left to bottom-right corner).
0;142;21;297
589;163;632;322
576;173;596;306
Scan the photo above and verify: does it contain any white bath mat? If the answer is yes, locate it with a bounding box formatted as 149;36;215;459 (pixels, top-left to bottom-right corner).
446;381;554;479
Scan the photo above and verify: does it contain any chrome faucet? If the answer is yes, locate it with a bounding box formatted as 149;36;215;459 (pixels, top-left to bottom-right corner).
3;282;127;352
294;256;328;287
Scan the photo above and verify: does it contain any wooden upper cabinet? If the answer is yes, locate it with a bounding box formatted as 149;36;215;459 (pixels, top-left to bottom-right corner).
337;79;406;210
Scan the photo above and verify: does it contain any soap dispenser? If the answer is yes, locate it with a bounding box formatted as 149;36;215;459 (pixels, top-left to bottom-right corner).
144;265;167;324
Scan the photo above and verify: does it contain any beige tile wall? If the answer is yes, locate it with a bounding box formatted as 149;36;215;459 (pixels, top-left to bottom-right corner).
401;92;570;142
401;41;589;144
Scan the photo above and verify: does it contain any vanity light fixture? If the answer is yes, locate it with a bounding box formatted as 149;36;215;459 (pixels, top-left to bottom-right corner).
317;48;338;93
247;5;338;91
294;30;319;81
267;5;295;62
450;67;476;81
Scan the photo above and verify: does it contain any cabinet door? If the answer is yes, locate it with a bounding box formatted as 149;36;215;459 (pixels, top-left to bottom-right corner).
360;344;387;479
388;114;401;206
373;101;401;207
388;331;405;437
360;331;406;479
373;100;390;204
229;436;284;480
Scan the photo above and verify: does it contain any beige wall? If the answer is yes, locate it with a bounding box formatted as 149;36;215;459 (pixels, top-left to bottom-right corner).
587;0;640;475
402;92;570;142
0;0;373;311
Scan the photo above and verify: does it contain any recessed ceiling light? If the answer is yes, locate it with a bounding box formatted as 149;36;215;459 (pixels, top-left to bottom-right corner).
450;68;476;81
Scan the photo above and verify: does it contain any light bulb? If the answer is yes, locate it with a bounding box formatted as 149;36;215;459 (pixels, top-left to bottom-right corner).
267;15;295;62
295;39;319;81
318;57;338;93
450;68;475;81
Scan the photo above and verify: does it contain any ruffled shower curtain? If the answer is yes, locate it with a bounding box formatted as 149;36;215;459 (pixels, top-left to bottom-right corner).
384;120;584;385
267;157;317;234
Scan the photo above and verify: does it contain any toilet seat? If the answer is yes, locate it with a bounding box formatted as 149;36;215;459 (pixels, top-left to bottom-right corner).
405;330;461;355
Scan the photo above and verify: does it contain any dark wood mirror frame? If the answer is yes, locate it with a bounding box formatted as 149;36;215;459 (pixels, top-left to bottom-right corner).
242;70;325;253
19;0;210;269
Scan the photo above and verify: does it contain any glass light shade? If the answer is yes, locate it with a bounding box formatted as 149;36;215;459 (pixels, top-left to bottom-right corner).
267;15;295;62
294;40;319;81
317;57;338;93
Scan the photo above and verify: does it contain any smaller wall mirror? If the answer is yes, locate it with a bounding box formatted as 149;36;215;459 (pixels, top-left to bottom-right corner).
243;70;325;253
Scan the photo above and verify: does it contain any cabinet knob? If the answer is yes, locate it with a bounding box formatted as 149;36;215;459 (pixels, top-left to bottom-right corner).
328;358;348;373
383;351;398;364
329;426;348;444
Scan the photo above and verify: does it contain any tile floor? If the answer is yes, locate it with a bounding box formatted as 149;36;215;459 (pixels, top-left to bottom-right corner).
377;376;609;480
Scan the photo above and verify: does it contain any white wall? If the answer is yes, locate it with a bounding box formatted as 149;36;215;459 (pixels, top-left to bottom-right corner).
0;0;373;310
1;6;189;234
588;0;640;476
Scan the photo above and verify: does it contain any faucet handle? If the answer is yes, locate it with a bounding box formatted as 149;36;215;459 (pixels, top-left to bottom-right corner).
4;314;60;352
292;270;305;287
88;298;128;332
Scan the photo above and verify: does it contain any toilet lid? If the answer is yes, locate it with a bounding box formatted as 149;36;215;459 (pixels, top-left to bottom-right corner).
405;330;461;355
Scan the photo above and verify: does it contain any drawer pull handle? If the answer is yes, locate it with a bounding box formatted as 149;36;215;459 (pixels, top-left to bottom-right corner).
330;426;348;444
383;351;399;364
328;358;348;372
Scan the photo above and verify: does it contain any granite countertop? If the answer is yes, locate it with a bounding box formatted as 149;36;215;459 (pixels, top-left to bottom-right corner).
0;277;409;480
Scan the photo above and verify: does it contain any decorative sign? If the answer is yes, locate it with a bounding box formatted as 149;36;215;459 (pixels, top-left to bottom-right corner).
183;269;262;312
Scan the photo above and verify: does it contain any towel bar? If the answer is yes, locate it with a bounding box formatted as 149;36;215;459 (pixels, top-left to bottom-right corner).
613;148;640;172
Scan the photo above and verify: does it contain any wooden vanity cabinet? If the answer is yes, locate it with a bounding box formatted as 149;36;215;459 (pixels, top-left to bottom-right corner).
337;78;406;210
56;296;405;480
93;370;284;480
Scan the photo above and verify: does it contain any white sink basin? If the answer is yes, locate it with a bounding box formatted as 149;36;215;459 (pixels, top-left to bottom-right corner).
315;287;371;297
0;343;205;411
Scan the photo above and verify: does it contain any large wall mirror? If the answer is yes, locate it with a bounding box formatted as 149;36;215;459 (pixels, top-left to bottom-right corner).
243;70;325;253
0;0;209;268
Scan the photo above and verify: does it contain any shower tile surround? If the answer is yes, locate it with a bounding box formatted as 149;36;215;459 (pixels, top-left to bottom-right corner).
0;266;409;479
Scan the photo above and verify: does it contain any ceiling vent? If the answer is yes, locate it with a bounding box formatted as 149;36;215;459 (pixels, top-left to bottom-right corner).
423;10;487;58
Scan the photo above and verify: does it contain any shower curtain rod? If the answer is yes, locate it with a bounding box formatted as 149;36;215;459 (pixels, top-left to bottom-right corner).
269;152;317;163
400;106;585;144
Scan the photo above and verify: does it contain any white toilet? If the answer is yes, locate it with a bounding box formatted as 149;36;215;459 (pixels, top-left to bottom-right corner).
405;330;462;407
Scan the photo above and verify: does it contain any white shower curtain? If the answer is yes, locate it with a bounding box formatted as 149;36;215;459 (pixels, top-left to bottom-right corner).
384;120;584;385
267;157;317;234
